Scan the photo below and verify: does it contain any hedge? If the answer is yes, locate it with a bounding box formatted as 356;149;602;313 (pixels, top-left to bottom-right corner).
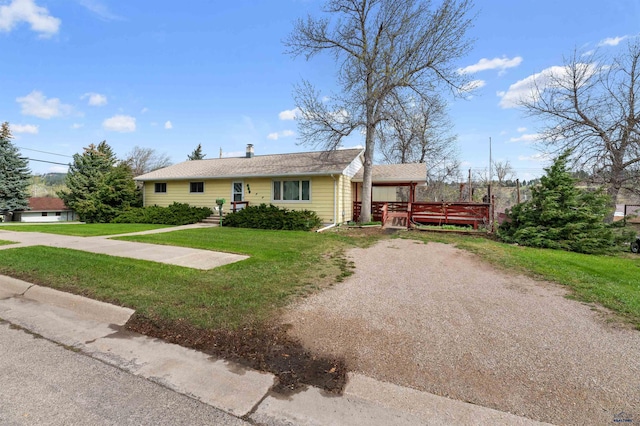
222;203;322;231
112;202;213;225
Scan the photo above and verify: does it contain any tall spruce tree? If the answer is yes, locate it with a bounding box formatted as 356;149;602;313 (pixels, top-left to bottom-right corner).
498;151;614;254
0;122;30;218
187;144;205;160
58;141;140;223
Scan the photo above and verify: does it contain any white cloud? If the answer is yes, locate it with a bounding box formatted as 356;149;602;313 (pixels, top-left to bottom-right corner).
102;115;136;132
16;90;72;119
497;63;597;109
141;107;148;114
70;123;84;129
0;0;60;37
164;120;172;129
81;92;107;106
10;123;38;134
48;165;69;173
517;127;527;133
221;150;246;158
459;56;523;75
582;49;595;57
75;0;122;21
278;108;300;120
267;129;295;140
338;144;363;150
509;133;540;143
518;153;551;162
598;36;628;47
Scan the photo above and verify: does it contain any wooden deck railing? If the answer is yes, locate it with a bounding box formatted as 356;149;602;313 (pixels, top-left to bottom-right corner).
353;201;491;230
231;201;249;213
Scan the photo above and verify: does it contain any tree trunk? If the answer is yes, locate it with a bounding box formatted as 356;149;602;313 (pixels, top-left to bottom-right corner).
359;138;375;223
605;177;622;223
359;107;376;223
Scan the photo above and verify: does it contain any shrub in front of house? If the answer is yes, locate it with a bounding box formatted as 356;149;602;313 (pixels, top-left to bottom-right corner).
112;202;212;225
222;203;322;231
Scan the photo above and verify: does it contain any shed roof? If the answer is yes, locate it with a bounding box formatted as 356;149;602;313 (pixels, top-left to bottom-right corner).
28;197;69;211
135;148;364;181
352;163;427;183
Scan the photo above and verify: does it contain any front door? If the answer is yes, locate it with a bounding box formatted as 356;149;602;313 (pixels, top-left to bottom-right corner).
232;182;244;210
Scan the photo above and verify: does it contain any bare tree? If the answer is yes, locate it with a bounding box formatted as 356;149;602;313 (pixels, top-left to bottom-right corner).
377;95;457;164
124;146;172;177
521;42;640;214
493;160;514;186
285;0;475;222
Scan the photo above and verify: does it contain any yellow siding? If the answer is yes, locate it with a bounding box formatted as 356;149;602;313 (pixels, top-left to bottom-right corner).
144;175;347;223
333;174;352;223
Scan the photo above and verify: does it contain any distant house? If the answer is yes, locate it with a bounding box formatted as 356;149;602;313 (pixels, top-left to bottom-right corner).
14;197;78;223
135;145;427;224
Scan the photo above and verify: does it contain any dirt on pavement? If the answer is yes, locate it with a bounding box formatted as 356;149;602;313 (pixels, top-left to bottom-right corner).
281;238;640;426
126;313;347;394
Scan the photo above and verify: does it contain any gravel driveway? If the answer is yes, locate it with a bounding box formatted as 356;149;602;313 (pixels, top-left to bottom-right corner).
282;238;640;425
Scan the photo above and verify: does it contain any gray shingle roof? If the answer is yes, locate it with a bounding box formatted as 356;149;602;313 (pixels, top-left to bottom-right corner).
353;163;427;182
135;148;364;181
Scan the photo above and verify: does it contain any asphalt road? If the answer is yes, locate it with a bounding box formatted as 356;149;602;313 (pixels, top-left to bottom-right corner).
0;321;248;426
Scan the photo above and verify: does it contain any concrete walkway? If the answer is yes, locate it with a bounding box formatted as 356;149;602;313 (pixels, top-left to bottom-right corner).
0;224;248;270
0;276;549;425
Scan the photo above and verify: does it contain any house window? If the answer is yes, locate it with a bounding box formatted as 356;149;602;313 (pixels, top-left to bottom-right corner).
41;212;48;217
155;183;167;193
55;212;61;216
190;182;204;193
273;180;310;201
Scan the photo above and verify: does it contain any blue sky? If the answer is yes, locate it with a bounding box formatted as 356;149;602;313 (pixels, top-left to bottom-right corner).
1;0;639;181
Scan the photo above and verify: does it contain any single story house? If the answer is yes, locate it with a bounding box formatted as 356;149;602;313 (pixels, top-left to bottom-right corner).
135;145;427;224
13;197;78;223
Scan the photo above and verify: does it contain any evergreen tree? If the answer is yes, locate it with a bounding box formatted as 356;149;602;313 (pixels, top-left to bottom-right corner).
187;144;206;160
498;151;614;254
0;122;30;217
58;141;140;223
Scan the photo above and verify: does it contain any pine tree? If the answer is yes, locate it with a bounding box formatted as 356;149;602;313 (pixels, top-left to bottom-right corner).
0;122;31;217
498;150;614;254
187;144;206;160
58;141;140;223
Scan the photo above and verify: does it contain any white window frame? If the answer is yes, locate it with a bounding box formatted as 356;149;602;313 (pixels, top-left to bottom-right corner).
231;181;244;202
189;181;205;193
272;179;311;203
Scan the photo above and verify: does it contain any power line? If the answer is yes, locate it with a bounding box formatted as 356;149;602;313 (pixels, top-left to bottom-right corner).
18;146;73;158
26;158;70;166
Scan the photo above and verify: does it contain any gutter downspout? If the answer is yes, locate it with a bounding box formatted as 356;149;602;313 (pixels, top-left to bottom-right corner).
330;174;337;225
316;223;337;233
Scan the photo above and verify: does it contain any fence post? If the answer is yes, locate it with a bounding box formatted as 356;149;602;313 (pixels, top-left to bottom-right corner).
491;195;496;233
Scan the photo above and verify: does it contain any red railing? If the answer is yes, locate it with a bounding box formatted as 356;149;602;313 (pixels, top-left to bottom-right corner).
231;201;249;212
353;201;491;230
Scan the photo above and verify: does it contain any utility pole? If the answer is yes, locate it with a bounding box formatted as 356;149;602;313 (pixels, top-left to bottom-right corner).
488;137;492;202
516;178;521;204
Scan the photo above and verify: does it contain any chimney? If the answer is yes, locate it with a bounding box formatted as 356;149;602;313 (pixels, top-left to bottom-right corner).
246;144;254;158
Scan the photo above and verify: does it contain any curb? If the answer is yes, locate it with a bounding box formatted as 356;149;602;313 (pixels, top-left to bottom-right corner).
0;276;550;425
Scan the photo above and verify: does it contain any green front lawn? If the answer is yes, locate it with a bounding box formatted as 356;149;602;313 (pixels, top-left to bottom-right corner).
0;224;637;331
0;227;376;329
0;223;172;236
0;240;15;246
